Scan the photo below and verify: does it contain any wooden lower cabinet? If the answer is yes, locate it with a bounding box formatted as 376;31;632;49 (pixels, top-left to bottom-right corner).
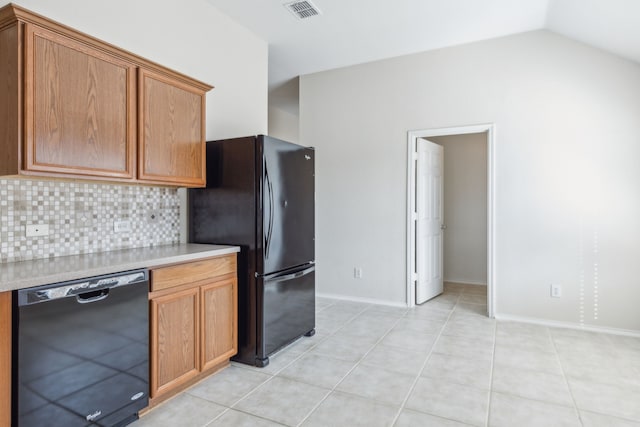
201;278;237;371
0;292;11;427
148;254;237;406
150;287;200;398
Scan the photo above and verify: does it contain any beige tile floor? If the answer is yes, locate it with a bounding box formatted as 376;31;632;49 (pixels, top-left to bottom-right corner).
133;283;640;427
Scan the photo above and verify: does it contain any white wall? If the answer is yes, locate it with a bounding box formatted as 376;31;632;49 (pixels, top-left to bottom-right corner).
300;30;640;332
268;106;299;143
8;0;268;140
429;134;487;286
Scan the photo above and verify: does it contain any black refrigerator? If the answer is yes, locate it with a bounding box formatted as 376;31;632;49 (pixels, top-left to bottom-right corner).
189;135;315;367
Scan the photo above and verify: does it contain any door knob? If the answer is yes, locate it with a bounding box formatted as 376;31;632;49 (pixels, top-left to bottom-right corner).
441;224;447;230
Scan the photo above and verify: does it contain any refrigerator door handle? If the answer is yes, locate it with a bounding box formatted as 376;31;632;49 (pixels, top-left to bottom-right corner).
265;265;315;283
264;162;275;259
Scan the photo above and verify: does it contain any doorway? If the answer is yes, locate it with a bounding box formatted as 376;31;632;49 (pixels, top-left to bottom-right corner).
406;124;496;317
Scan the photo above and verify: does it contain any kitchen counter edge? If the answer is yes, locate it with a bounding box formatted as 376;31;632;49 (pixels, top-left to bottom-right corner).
0;244;240;292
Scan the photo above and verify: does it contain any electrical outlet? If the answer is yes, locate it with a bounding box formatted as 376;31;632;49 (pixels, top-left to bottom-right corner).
550;284;562;298
354;267;363;279
25;224;49;237
113;220;131;233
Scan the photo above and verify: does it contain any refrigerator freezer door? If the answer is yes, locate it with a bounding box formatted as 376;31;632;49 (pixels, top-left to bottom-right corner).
261;136;315;274
259;264;315;360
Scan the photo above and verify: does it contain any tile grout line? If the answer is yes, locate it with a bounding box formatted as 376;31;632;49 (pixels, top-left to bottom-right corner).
294;304;410;426
229;297;348;378
220;346;316;423
388;290;460;427
222;304;350;421
142;290;640;426
484;309;498;427
548;328;585;426
222;301;375;426
195;369;289;426
159;291;480;427
486;326;624;420
207;405;289;427
200;400;231;427
202;406;232;426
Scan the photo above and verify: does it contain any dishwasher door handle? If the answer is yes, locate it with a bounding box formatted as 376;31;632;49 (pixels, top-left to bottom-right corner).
76;288;110;304
18;269;148;306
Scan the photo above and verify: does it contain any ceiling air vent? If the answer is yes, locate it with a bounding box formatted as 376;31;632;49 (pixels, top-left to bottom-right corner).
284;0;322;20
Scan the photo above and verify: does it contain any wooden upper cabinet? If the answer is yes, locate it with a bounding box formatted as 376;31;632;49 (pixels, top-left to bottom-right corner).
138;68;206;187
0;23;20;177
24;24;136;179
0;4;212;186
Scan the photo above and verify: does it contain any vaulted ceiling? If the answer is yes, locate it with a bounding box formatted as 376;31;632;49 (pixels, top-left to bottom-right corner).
206;0;640;113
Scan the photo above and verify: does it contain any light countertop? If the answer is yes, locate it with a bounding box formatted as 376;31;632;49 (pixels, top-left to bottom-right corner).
0;243;240;292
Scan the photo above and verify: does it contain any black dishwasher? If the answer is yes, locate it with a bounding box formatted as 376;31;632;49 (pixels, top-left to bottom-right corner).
13;270;149;427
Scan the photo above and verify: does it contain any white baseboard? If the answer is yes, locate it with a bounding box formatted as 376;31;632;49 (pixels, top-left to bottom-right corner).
444;280;487;286
316;292;407;308
494;313;640;338
315;293;640;337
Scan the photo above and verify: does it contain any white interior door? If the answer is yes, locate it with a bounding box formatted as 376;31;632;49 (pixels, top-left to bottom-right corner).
416;138;444;304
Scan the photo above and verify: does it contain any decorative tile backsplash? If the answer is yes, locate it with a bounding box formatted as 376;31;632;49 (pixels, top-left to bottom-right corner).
0;178;180;263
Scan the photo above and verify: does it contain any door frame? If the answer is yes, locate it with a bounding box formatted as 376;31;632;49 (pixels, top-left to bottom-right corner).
406;124;496;317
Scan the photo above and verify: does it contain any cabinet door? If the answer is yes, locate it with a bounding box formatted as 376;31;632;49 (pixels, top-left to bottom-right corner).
24;24;136;179
0;23;20;177
201;278;237;371
150;287;200;398
138;68;206;187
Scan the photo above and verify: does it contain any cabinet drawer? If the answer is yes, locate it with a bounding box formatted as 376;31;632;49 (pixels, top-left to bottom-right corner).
151;255;236;292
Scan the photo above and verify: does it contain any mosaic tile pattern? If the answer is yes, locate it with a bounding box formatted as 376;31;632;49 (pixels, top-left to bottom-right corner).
0;178;180;263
